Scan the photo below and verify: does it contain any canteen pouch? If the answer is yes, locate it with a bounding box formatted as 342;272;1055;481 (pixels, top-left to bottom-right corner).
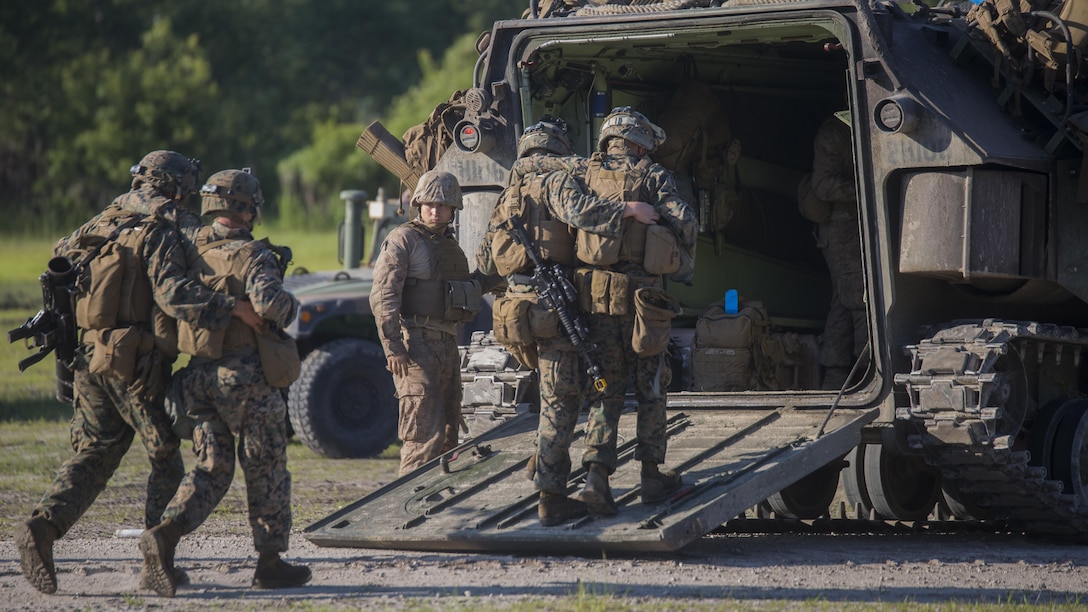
256;327;302;388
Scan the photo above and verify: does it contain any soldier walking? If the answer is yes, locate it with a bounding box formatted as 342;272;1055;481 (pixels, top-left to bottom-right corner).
139;169;310;597
15;151;258;595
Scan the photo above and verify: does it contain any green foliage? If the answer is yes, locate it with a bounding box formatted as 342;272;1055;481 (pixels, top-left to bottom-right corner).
281;32;488;227
0;0;525;234
384;33;487;139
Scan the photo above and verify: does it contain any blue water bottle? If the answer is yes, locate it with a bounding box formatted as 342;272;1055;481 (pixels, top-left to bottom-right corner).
724;289;738;315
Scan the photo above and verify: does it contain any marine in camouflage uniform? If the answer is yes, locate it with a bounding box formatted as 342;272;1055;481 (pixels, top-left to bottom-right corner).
370;170;482;476
477;118;658;526
509;108;697;512
139;169;310;598
14;151;251;596
811;114;866;389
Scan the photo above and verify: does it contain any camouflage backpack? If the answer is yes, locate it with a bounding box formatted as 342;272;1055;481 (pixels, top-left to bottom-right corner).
402;90;467;178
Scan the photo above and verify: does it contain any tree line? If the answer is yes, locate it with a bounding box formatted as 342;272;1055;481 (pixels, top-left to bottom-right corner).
0;0;525;234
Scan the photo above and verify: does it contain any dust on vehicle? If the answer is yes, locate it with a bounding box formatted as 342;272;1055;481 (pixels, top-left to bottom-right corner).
308;0;1088;552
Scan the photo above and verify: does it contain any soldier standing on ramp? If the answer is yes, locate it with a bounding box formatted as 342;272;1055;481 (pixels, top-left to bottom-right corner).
507;108;697;514
478;118;658;525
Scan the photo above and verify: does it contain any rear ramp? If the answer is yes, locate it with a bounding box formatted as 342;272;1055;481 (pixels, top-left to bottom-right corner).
305;403;878;553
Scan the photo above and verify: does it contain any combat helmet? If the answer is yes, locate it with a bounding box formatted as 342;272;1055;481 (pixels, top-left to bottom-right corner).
411;170;463;210
130;150;202;199
518;116;573;158
199;168;263;222
597;106;667;153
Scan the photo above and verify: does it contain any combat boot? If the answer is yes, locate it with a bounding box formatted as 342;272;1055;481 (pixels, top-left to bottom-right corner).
253;552;312;589
15;516;60;594
641;460;682;504
538;492;588;526
139;565;190;590
581;462;618;516
139;519;184;597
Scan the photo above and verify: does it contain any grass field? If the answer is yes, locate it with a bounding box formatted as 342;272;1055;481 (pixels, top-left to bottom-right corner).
0;224;393;536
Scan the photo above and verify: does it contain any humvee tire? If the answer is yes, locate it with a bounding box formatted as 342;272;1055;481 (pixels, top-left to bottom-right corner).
288;338;397;458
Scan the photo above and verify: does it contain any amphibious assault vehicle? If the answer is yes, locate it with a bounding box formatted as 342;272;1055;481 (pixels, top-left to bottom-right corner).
307;0;1088;552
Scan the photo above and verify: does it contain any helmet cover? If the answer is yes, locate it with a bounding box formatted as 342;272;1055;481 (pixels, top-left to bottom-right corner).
199;168;264;221
517;116;573;158
411;170;463;210
597;106;667;153
130;150;202;198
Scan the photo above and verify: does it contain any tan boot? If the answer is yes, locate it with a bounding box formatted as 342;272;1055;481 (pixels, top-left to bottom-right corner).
139;520;184;597
139;565;190;590
253;552;312;589
641;460;682;504
15;516;59;594
581;463;618;516
538;492;588;526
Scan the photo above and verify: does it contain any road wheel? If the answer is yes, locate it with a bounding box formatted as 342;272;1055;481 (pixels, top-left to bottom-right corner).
766;457;842;519
288;338;397;458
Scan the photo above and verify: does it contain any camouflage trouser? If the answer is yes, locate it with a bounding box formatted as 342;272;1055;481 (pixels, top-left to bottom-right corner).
160;352;292;554
395;328;461;475
32;366;181;535
533;335;585;495
817;216;866;369
581;311;672;472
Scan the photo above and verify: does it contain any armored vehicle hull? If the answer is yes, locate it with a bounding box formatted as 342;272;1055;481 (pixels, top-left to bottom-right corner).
313;0;1088;549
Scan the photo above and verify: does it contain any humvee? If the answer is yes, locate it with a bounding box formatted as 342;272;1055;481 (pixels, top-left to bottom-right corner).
282;189;405;458
307;0;1088;552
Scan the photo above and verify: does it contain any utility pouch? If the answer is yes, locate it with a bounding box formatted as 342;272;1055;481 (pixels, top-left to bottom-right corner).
575;230;622;267
491;232;530;277
538;219;576;268
527;301;560;340
574;268;629;316
492;295;538;369
87;326;153;383
632;287;681;356
75;240;125;330
643;225;681;276
177;319;225;360
256;327;302;388
445;278;483;323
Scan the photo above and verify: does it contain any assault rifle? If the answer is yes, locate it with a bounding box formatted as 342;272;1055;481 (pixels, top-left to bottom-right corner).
500;216;607;393
8;256;79;403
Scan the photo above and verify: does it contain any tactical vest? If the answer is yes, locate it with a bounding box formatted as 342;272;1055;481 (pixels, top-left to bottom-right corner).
176;228;262;359
69;205;157;333
577;154;679;275
489;170;576;277
400;220;482;323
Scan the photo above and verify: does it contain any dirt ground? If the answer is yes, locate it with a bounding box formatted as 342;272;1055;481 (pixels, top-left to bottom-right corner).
3;519;1088;610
